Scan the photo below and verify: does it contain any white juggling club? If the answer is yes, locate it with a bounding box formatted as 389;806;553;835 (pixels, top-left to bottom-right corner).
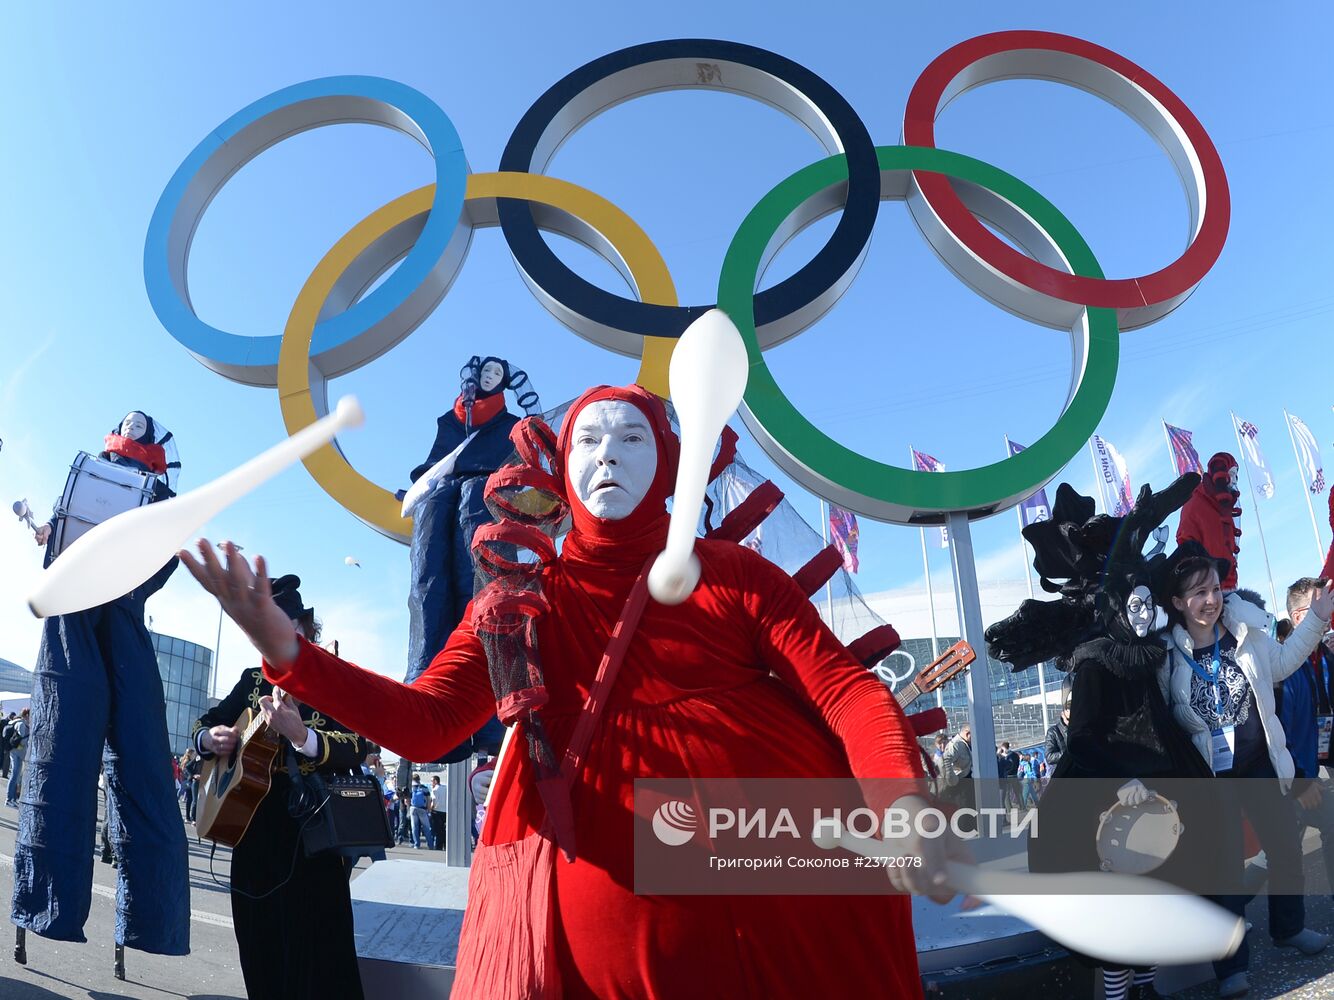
647;309;749;605
816;830;1244;966
27;396;366;618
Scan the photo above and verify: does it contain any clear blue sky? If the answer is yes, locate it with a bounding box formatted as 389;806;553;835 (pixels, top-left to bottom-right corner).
2;3;1331;695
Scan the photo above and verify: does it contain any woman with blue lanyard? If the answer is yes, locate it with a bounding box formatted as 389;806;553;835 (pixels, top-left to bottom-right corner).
1160;541;1334;999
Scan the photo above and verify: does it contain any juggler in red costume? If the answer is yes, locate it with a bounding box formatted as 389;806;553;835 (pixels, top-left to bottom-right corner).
189;385;941;998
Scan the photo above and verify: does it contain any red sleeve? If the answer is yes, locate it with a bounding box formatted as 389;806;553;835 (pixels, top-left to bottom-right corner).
262;606;496;763
740;549;925;793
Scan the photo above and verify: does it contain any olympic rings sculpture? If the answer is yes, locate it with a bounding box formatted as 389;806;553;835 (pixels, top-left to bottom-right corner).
144;31;1227;542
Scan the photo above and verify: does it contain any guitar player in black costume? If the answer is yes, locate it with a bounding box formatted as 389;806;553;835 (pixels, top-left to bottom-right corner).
192;575;368;1000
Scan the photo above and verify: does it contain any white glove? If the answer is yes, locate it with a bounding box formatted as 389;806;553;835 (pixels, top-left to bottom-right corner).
1116;778;1153;807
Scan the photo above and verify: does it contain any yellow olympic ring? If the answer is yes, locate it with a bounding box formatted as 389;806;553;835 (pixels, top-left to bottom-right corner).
277;172;679;542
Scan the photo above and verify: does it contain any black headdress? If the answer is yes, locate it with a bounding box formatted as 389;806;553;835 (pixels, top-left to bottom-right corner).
459;356;542;413
985;473;1199;673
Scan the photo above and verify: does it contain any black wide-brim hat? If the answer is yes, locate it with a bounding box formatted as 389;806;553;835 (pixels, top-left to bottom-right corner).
269;574;314;621
1153;540;1231;604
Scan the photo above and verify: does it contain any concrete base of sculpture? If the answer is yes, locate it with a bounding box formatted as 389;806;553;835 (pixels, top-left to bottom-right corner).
352;859;467;997
350;855;1117;998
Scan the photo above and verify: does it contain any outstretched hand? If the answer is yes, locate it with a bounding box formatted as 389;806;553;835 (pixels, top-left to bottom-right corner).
178;540;300;670
1309;582;1334;624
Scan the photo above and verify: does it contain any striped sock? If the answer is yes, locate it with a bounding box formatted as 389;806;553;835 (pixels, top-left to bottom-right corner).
1103;968;1131;1000
1133;967;1157;986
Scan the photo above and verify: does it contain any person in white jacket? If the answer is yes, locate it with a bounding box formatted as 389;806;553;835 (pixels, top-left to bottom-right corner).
1160;542;1333;998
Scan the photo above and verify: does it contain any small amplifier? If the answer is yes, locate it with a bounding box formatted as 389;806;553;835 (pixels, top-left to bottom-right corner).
300;772;393;856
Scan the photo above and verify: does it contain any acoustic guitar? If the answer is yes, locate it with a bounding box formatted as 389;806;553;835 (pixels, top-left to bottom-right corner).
894;640;975;711
195;705;283;847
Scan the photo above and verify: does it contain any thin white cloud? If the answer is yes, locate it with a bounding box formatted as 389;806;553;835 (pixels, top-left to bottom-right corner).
0;330;59;413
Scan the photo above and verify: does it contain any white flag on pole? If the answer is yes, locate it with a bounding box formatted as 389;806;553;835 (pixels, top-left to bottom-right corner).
1287;412;1326;494
1233;415;1276;499
1091;435;1134;516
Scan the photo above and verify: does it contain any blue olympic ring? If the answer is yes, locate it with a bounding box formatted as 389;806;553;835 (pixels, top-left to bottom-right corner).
143;76;469;386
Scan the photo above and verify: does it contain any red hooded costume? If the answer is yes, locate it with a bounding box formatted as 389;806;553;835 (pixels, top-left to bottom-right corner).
1176;451;1242;590
264;385;925;998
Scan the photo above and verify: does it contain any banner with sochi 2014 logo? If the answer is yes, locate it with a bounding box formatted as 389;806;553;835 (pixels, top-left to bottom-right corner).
1286;411;1325;495
1090;435;1133;517
1232;414;1276;499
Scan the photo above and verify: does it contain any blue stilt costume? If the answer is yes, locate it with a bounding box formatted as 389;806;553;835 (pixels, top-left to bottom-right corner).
12;411;189;955
402;357;539;760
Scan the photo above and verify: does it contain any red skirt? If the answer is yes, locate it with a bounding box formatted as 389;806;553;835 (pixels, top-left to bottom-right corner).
476;675;922;999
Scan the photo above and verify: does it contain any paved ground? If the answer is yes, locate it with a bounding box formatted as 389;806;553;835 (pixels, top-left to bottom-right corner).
0;799;454;999
0;795;1333;997
1168;838;1334;1000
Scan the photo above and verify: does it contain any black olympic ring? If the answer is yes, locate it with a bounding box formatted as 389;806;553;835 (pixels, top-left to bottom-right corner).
497;38;880;347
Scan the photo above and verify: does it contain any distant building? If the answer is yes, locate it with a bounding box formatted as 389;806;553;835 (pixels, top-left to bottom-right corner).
149;631;214;755
0;657;35;695
880;634;1060;750
0;657;35;713
821;576;1065;751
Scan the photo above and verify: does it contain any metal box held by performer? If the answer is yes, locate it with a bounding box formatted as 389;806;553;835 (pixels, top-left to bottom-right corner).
921;946;1094;999
52;451;155;558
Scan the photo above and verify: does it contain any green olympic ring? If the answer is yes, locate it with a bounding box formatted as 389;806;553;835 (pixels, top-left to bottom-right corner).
719;144;1117;524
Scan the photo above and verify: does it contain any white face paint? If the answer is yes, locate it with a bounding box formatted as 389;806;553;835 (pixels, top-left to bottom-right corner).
479;361;505;392
1126;585;1156;638
120;412;148;441
567;400;658;520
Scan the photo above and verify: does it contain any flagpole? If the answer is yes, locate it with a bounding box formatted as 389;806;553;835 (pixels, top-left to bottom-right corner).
819;497;835;625
1232;412;1280;610
1283;409;1325;565
1007;435;1049;733
1161;421;1177;475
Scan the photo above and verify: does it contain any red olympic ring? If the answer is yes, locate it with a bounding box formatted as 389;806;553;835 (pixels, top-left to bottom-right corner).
904;30;1230;329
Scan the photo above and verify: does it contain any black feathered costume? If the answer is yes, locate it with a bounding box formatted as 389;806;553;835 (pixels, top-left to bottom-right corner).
13;412;189;954
986;474;1219;891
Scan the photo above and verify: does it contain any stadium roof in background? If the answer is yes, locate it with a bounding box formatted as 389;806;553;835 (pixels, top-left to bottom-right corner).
0;658;34;696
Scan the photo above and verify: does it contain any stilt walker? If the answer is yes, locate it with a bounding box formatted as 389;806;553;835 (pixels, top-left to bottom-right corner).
14;410;189;964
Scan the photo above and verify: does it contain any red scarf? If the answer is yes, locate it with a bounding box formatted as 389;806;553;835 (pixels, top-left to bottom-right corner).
454;393;506;429
103;434;166;474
